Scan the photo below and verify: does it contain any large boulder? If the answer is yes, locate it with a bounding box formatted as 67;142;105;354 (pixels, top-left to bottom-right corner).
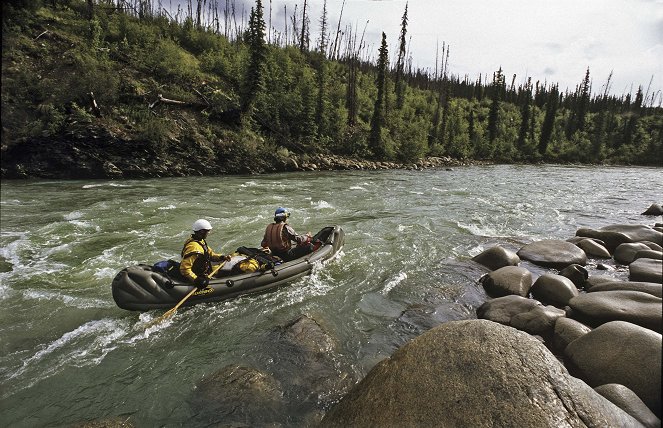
642;203;663;216
594;384;661;428
477;295;565;338
553;317;592;354
634;249;663;261
565;321;662;417
191;364;284;425
320;320;642;427
577;225;663;253
517;240;587;269
576;238;612;258
615;243;657;265
472;246;520;271
568;290;662;332
479;266;532;297
559;264;589;288
630;259;663;283
530;273;579;307
588;280;662;298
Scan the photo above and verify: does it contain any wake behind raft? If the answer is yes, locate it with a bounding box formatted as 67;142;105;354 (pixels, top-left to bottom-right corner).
111;226;344;311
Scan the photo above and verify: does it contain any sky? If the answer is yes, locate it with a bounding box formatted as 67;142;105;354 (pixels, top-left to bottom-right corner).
182;0;663;100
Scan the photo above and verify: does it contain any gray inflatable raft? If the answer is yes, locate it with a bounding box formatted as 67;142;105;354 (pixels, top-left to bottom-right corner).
112;226;344;311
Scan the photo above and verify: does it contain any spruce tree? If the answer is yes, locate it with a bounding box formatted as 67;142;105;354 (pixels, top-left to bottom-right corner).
241;0;267;116
395;3;408;109
487;68;503;144
369;32;388;159
539;84;559;156
517;77;532;155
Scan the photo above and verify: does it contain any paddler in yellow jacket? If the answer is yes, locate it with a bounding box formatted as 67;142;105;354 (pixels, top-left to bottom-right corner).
180;219;230;288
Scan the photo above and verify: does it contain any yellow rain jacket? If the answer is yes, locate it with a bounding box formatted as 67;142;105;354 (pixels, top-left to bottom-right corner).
179;237;224;282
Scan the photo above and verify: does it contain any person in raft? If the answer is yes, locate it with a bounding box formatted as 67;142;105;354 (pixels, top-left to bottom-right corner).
261;207;314;261
180;219;230;289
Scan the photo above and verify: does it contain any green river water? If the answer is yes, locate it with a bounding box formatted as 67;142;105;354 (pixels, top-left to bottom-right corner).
1;165;661;426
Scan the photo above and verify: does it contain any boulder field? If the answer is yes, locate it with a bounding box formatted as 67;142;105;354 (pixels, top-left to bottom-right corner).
321;215;662;427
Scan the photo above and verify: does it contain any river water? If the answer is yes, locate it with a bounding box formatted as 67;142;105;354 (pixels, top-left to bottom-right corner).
1;165;660;426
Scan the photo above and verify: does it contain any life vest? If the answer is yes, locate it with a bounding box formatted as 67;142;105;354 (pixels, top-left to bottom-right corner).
181;237;212;276
263;222;290;252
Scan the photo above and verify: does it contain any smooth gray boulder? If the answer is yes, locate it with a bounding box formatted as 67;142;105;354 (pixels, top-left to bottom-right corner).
595;384;661;428
642;204;663;216
553;317;592;354
559;264;589;288
577;225;663;253
472;246;520;271
642;241;663;252
191;365;284;425
320;320;642;428
565;321;662;417
576;238;612;258
615;243;656;265
634;249;663;261
517;240;587;269
630;258;663;283
586;274;619;289
477;295;565;338
530;273;579;307
588;280;662;298
479;266;532;297
568;290;662;332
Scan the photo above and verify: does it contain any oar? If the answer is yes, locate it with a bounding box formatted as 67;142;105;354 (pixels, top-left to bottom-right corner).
148;262;225;326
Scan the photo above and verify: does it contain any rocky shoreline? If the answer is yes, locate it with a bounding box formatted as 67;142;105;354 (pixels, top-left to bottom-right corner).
321;206;663;427
0;126;480;180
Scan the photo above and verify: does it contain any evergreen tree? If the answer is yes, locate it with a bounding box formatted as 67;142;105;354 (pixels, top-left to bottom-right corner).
621;86;643;147
488;67;504;144
314;1;328;137
369;32;388;159
241;0;267;116
576;67;591;132
517;77;532;154
539;84;559;156
395;3;408;109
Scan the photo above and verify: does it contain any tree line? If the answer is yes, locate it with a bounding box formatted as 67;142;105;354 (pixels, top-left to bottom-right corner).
2;0;662;167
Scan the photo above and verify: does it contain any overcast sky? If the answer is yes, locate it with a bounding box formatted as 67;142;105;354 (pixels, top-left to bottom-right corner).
182;0;663;99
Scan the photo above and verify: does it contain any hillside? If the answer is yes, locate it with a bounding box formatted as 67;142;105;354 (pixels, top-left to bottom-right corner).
1;1;661;179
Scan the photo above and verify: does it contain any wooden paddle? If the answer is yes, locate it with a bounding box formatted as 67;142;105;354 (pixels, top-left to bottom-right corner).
147;261;225;326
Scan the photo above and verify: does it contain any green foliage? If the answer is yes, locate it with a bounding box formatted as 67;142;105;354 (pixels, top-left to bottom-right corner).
1;0;661;169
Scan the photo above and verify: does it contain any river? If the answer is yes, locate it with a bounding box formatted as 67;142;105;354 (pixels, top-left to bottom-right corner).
1;165;660;426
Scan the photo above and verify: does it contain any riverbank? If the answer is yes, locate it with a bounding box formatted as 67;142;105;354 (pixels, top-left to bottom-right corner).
0;124;482;179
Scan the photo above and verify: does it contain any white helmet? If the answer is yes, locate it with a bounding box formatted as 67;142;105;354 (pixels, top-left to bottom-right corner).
192;219;213;232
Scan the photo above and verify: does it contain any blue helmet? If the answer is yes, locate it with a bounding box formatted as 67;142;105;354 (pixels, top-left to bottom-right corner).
274;207;290;220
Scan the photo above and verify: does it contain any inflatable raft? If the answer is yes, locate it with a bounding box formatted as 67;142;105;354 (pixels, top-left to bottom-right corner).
111;226;344;311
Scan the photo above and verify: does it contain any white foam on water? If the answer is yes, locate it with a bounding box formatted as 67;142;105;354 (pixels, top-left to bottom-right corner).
381;272;407;295
349;186;367;191
82;183;131;189
63;211;83;221
3;318;130;397
22;289;108;309
312;200;333;209
158;204;177;210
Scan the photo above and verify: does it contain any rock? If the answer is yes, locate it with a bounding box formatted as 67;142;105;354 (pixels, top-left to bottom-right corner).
517;240;587;269
471;246;520;271
642;204;663;216
634;249;663;261
559;264;589;288
553;317;592;354
191;364;284;425
642;241;663;252
477;295;565;338
595;384;662;428
630;259;663;283
586;274;618;289
588;280;662;298
576;238;612;258
71;417;135;428
479;266;532;297
320;320;642;428
615;243;656;265
530;274;579;307
568;290;662;333
577;225;663;253
565;321;662;417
